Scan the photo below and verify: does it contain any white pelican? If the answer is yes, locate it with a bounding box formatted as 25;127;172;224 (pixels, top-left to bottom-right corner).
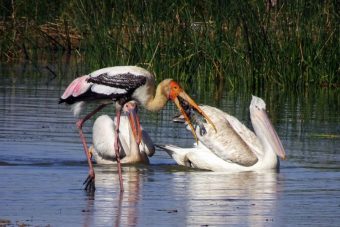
158;96;286;172
59;66;216;191
90;101;155;165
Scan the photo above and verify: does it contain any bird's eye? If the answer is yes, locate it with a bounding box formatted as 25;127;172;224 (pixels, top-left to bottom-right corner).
172;85;179;90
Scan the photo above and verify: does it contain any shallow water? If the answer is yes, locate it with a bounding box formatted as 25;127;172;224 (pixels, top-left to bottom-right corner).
0;65;339;226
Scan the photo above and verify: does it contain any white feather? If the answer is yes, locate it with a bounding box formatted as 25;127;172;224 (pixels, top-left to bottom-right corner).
89;66;153;78
71;102;85;117
159;96;286;172
91;84;127;95
91;114;154;164
132;84;152;106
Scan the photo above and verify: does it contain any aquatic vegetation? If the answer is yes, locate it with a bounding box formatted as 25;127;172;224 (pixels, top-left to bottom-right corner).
310;134;340;139
0;0;338;90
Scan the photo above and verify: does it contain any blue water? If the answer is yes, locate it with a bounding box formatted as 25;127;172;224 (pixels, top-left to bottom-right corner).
0;65;339;226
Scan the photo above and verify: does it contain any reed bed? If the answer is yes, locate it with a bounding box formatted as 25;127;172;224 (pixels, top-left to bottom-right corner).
1;0;338;90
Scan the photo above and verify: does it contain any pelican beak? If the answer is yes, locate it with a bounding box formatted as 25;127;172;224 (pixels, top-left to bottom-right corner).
253;109;286;160
125;103;142;145
169;82;217;142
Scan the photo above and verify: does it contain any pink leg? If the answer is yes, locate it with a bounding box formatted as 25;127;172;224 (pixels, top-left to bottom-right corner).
115;105;124;192
77;104;108;192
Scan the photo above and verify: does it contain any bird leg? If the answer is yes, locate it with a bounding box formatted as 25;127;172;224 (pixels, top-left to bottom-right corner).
115;104;124;192
76;103;108;192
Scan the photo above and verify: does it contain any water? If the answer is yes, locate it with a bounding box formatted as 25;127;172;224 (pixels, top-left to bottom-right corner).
0;64;339;226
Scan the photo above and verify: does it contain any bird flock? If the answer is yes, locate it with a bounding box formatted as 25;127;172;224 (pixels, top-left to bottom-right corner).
59;66;286;193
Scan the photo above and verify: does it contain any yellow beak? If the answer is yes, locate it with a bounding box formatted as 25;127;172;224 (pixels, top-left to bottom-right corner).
173;90;217;142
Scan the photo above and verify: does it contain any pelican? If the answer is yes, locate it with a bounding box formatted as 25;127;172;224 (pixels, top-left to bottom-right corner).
158;96;286;172
90;101;154;165
59;66;216;191
83;101;153;191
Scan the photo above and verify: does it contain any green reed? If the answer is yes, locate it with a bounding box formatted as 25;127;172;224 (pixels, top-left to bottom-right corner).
1;0;338;90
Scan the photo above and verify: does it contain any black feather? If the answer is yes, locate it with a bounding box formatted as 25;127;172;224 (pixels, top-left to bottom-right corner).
87;72;147;91
59;72;147;105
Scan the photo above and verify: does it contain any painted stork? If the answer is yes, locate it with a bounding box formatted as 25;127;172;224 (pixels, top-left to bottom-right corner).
158;96;286;171
59;66;216;192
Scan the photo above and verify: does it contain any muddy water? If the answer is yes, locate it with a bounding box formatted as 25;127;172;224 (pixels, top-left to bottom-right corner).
0;65;339;226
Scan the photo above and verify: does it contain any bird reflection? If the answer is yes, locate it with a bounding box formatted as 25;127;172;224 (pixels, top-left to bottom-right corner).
82;166;144;227
171;170;281;226
80;165;280;226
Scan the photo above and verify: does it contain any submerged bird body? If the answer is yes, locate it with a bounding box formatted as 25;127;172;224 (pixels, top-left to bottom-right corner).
91;114;155;165
159;96;286;172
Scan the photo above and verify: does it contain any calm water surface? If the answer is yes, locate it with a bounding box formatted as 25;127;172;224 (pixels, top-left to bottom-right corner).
0;65;339;226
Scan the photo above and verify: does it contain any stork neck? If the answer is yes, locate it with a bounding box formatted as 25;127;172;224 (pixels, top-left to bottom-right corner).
145;83;168;112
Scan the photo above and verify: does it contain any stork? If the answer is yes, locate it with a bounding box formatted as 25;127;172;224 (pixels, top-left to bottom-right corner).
59;66;216;191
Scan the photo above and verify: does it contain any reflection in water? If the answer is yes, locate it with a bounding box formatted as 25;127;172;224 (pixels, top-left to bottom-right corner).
83;165;281;226
0;65;339;227
83;166;143;227
83;193;94;227
172;170;280;226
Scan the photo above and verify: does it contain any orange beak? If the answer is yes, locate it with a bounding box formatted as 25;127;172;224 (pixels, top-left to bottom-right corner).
170;85;217;142
124;102;142;145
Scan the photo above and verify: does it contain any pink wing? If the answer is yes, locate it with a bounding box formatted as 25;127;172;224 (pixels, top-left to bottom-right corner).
61;75;91;99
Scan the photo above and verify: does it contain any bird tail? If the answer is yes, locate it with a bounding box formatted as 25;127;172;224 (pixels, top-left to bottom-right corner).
58;98;65;104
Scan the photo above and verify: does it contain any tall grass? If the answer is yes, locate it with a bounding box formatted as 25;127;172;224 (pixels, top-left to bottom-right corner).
1;0;338;90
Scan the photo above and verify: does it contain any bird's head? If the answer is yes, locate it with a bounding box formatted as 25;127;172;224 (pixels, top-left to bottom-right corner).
164;79;217;142
250;95;286;160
